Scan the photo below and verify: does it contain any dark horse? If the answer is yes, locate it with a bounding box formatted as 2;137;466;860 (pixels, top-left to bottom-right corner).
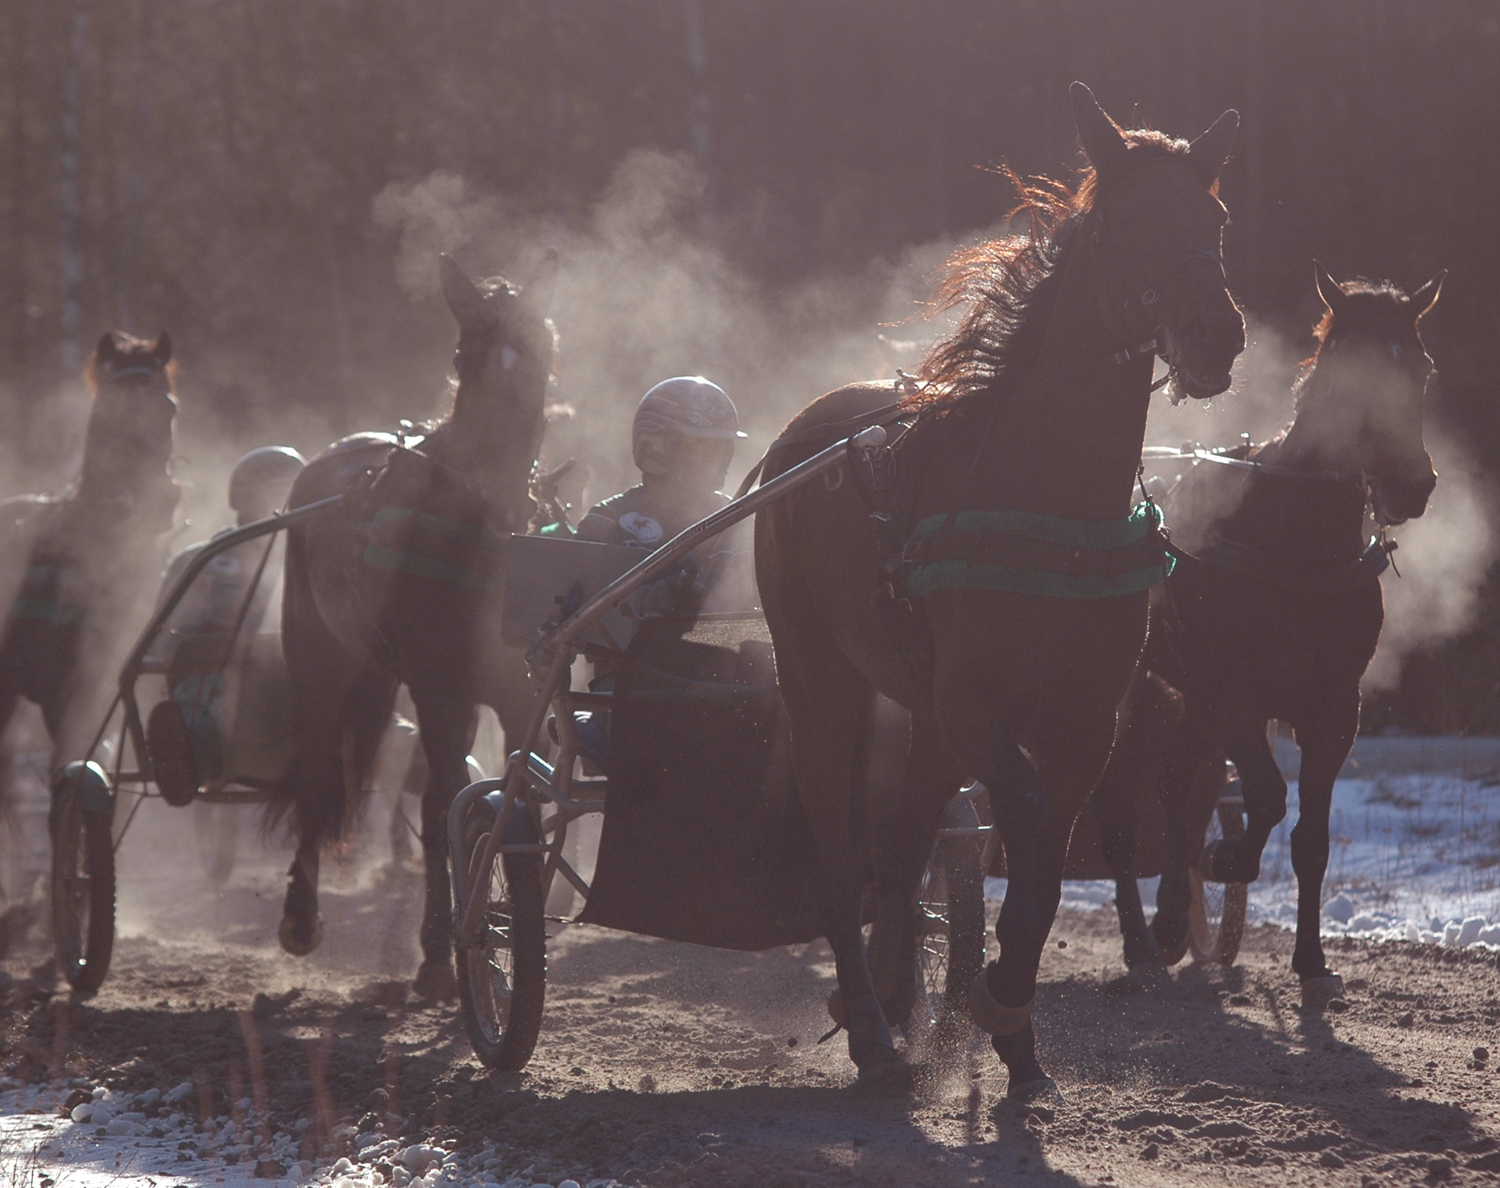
276;253;555;994
1098;265;1442;1001
0;332;178;818
755;84;1244;1097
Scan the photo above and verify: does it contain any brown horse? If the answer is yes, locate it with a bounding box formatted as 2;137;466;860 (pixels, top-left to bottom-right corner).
0;332;179;799
754;83;1244;1097
1104;266;1442;1000
276;253;555;994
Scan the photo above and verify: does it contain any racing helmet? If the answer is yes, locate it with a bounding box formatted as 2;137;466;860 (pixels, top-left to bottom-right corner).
228;446;306;517
631;377;746;477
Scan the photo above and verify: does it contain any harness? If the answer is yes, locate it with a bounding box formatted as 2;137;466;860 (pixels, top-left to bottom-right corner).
1142;442;1398;592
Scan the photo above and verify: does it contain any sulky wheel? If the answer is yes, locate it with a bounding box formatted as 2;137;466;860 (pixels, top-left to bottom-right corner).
1188;769;1248;966
454;795;547;1071
50;762;116;994
909;793;988;1042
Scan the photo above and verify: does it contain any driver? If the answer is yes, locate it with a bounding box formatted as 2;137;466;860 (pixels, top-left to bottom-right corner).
576;376;746;550
561;378;749;770
147;446;305;803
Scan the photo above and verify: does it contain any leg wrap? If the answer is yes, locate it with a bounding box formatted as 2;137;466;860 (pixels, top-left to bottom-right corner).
969;971;1033;1037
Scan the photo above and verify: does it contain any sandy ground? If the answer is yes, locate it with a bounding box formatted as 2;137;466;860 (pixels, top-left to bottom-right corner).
6;782;1500;1188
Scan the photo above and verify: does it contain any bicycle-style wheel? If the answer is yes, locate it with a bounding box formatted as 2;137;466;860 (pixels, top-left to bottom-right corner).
50;763;116;994
1188;770;1248;966
454;797;546;1071
910;795;988;1039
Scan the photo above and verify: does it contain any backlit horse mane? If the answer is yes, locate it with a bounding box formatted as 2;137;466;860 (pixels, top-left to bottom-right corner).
910;132;1211;413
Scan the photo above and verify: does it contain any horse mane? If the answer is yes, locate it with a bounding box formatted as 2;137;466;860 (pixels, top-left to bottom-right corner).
904;131;1198;415
1293;279;1415;410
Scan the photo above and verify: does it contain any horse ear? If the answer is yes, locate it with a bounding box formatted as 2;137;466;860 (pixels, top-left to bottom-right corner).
522;248;559;316
96;331;118;362
1314;261;1348;318
1070;81;1128;174
1410;269;1447;320
151;331;172;366
1187;109;1240;180
439;253;488;328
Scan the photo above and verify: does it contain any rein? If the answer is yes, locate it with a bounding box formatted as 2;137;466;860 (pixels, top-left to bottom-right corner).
1141;444;1361;485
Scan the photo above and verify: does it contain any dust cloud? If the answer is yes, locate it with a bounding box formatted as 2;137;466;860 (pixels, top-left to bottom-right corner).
1364;426;1498;692
373;148;960;503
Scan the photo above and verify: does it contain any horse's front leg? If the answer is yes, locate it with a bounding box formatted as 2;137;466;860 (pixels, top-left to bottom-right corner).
966;727;1112;1101
408;686;477;999
1288;702;1359;1007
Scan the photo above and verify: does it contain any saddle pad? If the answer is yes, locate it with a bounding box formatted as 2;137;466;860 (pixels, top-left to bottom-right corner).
905;501;1174;599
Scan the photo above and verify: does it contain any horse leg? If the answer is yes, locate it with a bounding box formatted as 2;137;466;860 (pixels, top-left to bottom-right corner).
863;712;964;1031
277;542;383;956
278;683;347;956
776;647;901;1081
1150;708;1222;961
979;737;1107;1100
1091;764;1161;971
407;685;476;999
1288;703;1358;1004
1206;716;1286;884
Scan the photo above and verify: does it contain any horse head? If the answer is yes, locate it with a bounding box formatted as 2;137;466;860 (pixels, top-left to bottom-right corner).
436;251;559;528
81;330;179;525
1298;263;1443;526
1072;82;1246;399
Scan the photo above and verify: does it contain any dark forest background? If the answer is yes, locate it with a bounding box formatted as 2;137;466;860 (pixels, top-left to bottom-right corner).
2;0;1498;731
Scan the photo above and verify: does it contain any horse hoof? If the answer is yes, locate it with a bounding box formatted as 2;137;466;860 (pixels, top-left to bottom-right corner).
414;958;458;1000
278;913;323;957
1006;1075;1062;1104
852;1053;911;1096
1202;839;1258;885
1126;959;1170;993
1301;973;1345;1011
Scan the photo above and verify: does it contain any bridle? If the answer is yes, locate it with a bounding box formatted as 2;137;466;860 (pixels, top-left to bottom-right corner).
1090;193;1230;403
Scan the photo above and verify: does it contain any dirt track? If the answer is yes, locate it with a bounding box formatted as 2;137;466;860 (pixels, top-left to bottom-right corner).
6;786;1500;1188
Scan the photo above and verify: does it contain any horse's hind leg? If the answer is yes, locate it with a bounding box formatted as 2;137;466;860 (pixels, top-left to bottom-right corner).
1206;715;1286;884
407;684;477;999
775;643;902;1081
864;713;964;1030
1091;762;1161;971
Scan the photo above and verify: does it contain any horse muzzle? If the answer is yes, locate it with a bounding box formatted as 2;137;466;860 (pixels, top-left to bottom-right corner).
1371;467;1437;527
1161;310;1245;400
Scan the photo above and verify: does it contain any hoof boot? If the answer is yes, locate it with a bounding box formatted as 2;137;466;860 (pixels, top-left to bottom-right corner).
1007;1075;1062;1104
969;971;1033;1037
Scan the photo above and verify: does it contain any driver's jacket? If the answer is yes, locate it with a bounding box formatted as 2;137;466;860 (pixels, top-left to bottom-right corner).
147;527;283;778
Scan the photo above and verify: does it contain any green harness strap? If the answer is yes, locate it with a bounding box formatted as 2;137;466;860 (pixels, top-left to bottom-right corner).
362;507;506;590
904;501;1174;600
